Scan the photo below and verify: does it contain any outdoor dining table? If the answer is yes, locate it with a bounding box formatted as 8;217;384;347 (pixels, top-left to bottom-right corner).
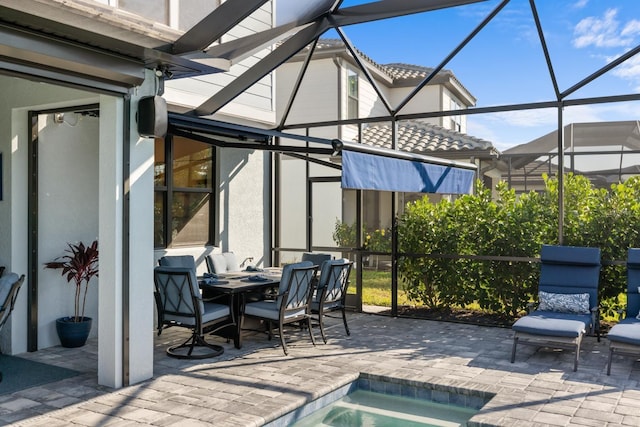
199;268;281;349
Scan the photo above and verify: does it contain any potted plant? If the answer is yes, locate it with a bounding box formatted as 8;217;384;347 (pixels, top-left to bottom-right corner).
44;240;98;348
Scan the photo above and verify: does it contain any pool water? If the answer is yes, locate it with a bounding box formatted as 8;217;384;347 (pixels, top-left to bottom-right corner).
291;389;477;427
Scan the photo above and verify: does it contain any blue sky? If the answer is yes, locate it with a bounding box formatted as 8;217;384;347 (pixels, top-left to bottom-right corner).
279;0;640;151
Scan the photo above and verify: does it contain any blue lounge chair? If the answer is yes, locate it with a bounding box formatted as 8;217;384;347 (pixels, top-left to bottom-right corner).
511;245;601;371
607;248;640;375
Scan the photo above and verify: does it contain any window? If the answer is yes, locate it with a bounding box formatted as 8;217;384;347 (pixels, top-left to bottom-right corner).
347;68;359;120
154;135;215;248
450;98;462;132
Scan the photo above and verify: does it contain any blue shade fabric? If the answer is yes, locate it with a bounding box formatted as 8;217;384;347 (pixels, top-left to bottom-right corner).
341;150;475;194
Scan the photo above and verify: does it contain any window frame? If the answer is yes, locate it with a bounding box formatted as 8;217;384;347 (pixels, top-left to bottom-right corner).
154;133;217;249
346;67;359;120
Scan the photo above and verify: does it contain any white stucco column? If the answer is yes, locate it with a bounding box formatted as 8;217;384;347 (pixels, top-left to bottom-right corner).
98;95;124;388
98;75;155;387
127;84;155;385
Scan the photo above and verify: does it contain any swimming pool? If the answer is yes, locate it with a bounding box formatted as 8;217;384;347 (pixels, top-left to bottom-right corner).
264;374;494;427
291;389;477;426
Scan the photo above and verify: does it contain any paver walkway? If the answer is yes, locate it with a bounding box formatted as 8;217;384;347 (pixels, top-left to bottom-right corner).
1;313;639;426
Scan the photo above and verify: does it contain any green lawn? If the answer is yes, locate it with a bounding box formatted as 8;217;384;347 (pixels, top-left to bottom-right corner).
354;269;621;323
357;269;412;307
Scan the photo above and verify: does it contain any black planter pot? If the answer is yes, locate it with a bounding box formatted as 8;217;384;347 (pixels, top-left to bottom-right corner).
56;317;92;348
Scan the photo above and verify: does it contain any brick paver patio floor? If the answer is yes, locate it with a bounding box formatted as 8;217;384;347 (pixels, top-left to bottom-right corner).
2;312;639;426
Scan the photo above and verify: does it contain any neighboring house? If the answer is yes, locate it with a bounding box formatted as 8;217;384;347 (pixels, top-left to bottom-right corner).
276;39;499;255
0;0;276;388
500;121;640;193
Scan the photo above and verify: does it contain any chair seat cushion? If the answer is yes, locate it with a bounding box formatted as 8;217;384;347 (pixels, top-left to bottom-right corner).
512;311;590;338
608;319;640;346
202;302;231;324
310;300;342;312
245;300;306;321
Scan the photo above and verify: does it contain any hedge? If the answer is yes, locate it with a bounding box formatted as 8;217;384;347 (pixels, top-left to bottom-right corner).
397;174;640;319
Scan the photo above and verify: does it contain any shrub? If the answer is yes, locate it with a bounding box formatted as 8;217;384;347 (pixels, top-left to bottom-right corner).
397;174;640;318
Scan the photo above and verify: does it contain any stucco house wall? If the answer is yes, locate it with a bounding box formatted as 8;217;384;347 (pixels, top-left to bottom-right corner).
0;76;100;354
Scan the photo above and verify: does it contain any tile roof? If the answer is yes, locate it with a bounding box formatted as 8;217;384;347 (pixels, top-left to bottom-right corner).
384;63;437;80
313;39;455;82
358;120;496;155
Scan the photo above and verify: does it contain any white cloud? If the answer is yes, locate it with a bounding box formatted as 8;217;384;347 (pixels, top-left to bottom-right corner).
572;0;589;9
573;9;635;48
491;109;557;128
621;20;640;38
608;51;640;91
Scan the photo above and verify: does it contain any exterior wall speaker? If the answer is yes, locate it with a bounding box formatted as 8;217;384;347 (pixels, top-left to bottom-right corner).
138;96;168;138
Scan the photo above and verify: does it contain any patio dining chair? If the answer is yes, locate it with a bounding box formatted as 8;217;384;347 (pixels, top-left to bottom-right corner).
154;266;233;359
311;259;353;343
243;261;318;355
206;252;241;274
155;255;198;335
511;245;601;371
607;248;640;375
301;252;332;266
0;273;25;383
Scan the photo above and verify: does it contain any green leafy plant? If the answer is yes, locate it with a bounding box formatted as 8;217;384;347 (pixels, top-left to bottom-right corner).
397;174;640;319
365;228;391;252
333;219;392;252
333;219;357;247
44;240;99;322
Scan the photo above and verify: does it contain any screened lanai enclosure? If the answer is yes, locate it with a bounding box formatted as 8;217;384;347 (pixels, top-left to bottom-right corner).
4;0;640;389
65;0;638;316
157;0;640;316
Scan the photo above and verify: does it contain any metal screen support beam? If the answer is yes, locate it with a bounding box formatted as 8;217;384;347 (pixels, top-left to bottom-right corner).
172;0;269;54
332;0;487;26
561;43;640;99
278;39;319;130
335;25;393;115
121;95;131;387
192;19;331;116
557;105;564;245
395;0;509;114
529;0;560;100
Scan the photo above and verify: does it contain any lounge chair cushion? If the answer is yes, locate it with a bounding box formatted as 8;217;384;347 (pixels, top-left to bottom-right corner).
538;291;591;314
608;318;640;346
512;311;590;338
